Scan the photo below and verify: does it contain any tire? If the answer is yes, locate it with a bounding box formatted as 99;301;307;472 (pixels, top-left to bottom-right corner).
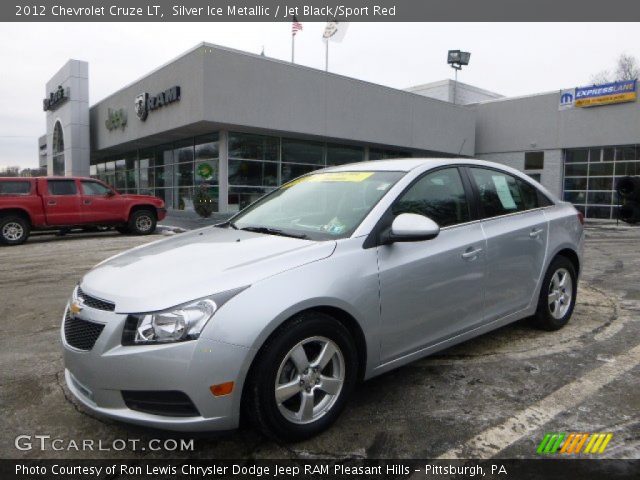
0;215;30;246
244;312;358;441
532;256;577;331
128;209;156;235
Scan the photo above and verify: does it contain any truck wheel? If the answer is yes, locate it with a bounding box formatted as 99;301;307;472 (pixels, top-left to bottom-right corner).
128;209;156;235
0;215;30;245
244;312;358;441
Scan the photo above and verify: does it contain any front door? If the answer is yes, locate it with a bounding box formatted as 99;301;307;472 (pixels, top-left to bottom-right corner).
43;179;82;226
80;180;123;223
377;167;486;363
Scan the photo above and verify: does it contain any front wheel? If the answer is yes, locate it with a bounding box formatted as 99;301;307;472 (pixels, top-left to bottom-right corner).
532;256;577;331
244;312;358;441
128;210;156;235
0;216;30;245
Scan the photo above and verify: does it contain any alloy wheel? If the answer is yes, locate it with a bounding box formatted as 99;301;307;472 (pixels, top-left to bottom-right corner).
2;222;24;241
548;267;573;320
274;336;345;425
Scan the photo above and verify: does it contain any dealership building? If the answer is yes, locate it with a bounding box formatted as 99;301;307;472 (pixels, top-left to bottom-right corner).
40;43;640;218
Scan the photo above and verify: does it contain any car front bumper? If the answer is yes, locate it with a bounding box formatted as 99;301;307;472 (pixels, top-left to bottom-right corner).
61;304;251;432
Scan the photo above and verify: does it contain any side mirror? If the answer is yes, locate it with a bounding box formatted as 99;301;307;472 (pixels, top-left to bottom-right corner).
384;213;440;243
106;190;116;197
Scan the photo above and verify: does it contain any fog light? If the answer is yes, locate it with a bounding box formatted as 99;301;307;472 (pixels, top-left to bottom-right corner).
210;382;234;397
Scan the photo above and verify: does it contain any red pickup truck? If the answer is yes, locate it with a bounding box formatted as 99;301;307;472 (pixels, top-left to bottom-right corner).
0;177;166;245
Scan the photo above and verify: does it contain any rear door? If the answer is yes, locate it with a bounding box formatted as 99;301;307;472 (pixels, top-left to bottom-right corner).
80;180;123;223
377;167;487;362
42;179;82;226
466;167;548;322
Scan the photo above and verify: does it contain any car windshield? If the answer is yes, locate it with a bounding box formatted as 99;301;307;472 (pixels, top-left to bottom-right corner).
229;171;405;240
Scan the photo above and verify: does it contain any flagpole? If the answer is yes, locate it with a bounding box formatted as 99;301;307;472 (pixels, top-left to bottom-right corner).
325;40;329;72
291;34;295;63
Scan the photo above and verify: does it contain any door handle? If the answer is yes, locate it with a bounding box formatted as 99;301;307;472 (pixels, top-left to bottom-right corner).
83;200;92;205
47;200;56;206
529;228;544;238
462;247;483;259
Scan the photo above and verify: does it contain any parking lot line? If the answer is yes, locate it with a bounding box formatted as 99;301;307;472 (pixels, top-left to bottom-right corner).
437;342;640;459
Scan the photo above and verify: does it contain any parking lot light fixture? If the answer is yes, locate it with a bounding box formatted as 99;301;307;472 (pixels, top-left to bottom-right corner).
447;50;471;105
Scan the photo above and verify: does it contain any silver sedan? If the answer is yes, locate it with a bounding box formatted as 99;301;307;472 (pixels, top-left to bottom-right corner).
62;159;584;440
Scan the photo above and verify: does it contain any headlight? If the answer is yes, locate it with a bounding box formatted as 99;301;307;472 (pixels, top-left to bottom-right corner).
122;286;247;345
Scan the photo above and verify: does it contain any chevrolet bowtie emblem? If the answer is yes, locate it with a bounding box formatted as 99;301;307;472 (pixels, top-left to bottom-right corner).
70;301;83;316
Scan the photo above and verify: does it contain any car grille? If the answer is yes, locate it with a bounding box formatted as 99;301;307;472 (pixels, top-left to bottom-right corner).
64;310;106;351
121;390;200;417
77;287;115;312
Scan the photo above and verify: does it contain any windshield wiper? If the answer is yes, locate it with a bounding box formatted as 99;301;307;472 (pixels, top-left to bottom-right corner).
239;226;308;239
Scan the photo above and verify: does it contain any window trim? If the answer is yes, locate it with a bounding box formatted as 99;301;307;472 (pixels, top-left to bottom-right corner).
462;165;554;221
363;165;477;248
47;179;79;196
80;180;114;196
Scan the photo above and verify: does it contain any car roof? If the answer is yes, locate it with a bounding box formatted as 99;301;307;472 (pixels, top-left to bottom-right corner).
322;157;510;173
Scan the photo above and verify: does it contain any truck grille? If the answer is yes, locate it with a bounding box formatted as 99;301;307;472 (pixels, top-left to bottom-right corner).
77;287;115;312
122;390;200;417
64;311;105;351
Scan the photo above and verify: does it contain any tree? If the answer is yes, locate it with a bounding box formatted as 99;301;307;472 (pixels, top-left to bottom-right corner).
590;53;639;84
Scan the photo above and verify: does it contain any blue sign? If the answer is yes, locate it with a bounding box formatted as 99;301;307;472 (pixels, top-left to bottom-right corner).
574;79;637;107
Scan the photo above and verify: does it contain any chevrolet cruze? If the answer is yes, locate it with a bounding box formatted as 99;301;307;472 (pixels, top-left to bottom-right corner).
62;159;584;440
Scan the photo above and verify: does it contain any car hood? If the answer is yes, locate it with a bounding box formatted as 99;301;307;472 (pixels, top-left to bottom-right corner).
81;227;336;313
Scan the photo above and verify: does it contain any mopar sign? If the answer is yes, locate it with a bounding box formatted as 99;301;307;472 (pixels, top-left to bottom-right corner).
575;80;637;107
559;88;575;110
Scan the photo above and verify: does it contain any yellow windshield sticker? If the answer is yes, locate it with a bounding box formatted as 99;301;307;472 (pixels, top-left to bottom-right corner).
283;172;374;188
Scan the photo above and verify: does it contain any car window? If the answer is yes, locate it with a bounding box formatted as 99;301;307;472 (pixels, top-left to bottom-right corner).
516;178;539;210
81;181;111;196
469;168;528;218
231;171;405;240
392;168;471;227
0;181;30;195
48;180;78;196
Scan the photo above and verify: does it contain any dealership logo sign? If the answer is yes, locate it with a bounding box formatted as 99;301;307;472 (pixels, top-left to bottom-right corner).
559;79;637;110
105;108;127;131
43;85;70;111
134;86;181;121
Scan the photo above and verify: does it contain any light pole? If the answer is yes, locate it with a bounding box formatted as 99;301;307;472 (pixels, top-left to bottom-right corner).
447;50;471;105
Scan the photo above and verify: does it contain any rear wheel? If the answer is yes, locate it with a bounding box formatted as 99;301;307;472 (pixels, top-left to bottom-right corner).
0;215;30;245
128;209;156;235
244;312;358;441
533;256;577;331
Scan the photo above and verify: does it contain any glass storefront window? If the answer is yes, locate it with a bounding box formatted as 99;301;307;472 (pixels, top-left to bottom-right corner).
588;177;613;191
564;163;588;176
369;148;411;160
176;161;194;187
229;132;278;161
326;144;364;166
281;163;320;183
229;159;278;187
174;139;194;164
588;162;614;176
228;186;271;212
587;191;612;205
588;148;602;162
565;149;588;163
563;191;586;204
282;138;324;165
615;161;640;177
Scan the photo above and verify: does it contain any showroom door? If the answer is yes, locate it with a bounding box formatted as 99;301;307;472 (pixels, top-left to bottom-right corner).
377;167;487;363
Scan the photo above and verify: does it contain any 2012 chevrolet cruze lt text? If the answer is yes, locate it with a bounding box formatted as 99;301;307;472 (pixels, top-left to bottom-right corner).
62;159;584;440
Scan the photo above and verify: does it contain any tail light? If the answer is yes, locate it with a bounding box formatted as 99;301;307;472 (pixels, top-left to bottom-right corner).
577;211;585;225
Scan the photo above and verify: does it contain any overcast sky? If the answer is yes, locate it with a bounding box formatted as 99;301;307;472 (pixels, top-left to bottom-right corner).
1;22;639;168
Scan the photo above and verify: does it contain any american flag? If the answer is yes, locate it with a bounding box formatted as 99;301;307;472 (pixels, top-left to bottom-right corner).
291;16;303;36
